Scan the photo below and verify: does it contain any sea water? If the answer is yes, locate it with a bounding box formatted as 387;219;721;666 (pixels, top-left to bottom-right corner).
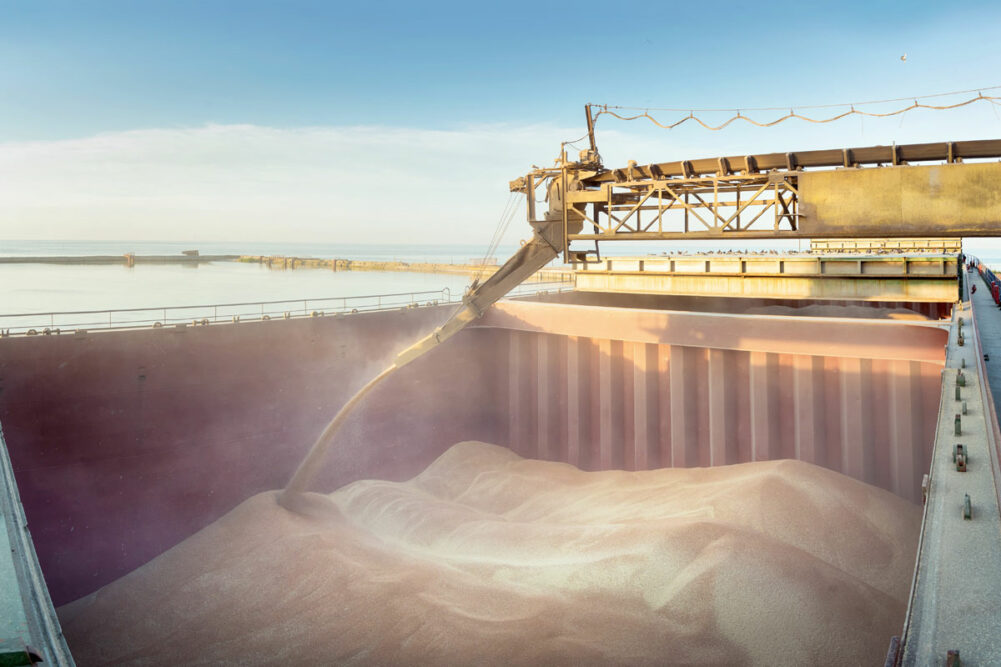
0;241;504;332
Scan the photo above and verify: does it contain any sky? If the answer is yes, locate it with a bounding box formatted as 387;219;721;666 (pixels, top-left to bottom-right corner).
1;0;1001;248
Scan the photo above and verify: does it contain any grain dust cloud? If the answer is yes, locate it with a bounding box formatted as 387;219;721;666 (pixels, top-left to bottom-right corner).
59;441;920;665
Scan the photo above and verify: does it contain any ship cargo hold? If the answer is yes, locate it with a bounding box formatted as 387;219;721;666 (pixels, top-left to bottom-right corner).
3;139;1001;665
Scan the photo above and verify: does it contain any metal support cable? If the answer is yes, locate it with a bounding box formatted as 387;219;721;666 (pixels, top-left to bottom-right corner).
474;191;519;284
595;84;1001;113
591;89;1001;132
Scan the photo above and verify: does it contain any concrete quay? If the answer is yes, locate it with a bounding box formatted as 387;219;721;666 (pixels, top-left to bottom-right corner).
575;253;960;302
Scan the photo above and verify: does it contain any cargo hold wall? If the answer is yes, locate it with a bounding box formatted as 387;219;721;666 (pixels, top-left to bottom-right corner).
486;301;945;503
0;307;504;606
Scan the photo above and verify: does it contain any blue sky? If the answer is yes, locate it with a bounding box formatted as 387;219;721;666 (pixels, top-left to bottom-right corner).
1;0;1000;245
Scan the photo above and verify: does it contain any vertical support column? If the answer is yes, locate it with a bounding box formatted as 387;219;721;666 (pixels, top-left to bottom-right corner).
657;344;672;468
598;338;614;469
632;342;656;470
508;331;523;454
750;351;776;461
537;333;551;460
622;342;636;470
670;345;698;466
919;361;941;476
708;348;731;465
587;339;602;470
888;359;922;502
792;354;822;464
566;335;581;467
839;357;874;483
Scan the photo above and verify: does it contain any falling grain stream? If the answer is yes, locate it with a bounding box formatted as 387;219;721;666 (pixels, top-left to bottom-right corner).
279;363;398;509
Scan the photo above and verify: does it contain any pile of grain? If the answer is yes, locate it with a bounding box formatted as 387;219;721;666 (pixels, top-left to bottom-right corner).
744;303;930;320
59;442;920;665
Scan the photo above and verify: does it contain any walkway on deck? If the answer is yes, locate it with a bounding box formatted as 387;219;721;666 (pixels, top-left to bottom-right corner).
900;273;1001;665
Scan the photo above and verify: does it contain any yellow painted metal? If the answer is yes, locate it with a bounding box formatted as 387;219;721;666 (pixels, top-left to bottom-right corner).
810;238;963;253
798;163;1001;237
575;273;956;301
578;255;958;276
517;139;1001;250
574;254;959;301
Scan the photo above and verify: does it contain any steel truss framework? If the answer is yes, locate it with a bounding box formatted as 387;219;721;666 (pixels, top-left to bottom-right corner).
510;138;1001;263
569;172;799;240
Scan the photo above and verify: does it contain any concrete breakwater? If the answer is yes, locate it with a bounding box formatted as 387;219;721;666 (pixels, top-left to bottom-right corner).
239;255;573;282
0;254;240;265
0;253;571;281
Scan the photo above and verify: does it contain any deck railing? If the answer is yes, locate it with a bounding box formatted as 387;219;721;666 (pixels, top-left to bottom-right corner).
0;280;573;336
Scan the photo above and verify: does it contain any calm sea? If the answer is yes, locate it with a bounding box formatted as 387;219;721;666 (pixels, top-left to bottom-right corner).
0;240;523;264
0;238;787;316
2;239;994;327
0;241;514;327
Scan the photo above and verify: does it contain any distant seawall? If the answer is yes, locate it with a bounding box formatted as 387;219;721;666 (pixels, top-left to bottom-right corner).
0;253;571;281
238;255;573;281
0;254;240;265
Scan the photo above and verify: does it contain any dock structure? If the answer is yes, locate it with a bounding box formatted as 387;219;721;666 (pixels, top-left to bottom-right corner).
574;253;960;302
810;238;963;254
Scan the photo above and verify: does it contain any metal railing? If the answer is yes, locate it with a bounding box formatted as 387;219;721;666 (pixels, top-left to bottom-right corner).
0;280;573;337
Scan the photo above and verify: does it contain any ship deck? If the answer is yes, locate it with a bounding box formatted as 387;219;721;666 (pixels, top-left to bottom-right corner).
898;269;1001;665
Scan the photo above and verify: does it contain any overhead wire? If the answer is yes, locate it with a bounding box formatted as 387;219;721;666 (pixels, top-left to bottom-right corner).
561;130;593;148
589;87;1001;132
595;84;1001;113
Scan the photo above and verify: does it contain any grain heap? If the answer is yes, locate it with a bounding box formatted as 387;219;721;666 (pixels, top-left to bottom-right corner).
59;441;920;665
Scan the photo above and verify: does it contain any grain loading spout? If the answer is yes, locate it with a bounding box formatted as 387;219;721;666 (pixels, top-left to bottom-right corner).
391;149;590;366
393;224;565;367
279;160;586;509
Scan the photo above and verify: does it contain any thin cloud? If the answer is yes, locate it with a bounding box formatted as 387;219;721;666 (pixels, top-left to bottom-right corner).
2;109;997;245
0;123;620;244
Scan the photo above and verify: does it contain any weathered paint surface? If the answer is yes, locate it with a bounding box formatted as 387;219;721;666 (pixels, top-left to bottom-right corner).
0;299;947;606
575;272;957;301
798;162;1001;236
575;255;959;301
